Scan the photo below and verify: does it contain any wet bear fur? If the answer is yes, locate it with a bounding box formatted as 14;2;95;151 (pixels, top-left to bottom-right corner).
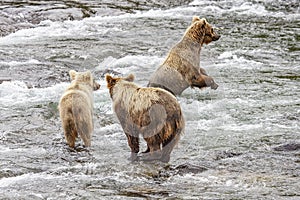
106;74;185;163
59;70;100;148
148;16;220;95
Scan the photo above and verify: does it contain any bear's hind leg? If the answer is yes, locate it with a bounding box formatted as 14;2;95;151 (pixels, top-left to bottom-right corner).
140;138;162;161
125;133;140;162
161;133;181;163
76;119;92;147
62;118;77;148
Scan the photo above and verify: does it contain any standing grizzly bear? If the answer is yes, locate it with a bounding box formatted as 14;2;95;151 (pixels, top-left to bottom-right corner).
59;70;100;148
106;74;184;163
148;16;220;95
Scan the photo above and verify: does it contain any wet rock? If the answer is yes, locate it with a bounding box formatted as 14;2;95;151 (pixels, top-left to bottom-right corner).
0;77;11;84
0;168;22;179
94;69;123;78
273;143;300;152
0;0;193;37
119;188;169;199
154;163;208;179
1;63;70;88
35;69;70;88
0;1;96;36
214;150;243;160
172;163;208;175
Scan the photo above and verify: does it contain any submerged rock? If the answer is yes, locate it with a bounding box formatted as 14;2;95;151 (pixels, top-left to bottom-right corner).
273;143;300;151
0;77;11;84
214;150;243;160
153;163;208;179
172;163;208;175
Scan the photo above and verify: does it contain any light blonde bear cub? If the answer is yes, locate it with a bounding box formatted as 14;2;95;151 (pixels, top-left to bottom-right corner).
106;74;184;163
59;70;100;148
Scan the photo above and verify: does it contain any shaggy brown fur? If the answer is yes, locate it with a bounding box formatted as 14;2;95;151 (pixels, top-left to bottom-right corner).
148;16;220;95
59;70;100;148
106;74;185;163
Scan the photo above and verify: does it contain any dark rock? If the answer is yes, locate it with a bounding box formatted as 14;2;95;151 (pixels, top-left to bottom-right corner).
153;163;208;179
273;143;300;151
214;150;243;160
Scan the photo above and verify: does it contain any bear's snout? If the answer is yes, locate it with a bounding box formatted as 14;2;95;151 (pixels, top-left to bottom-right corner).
212;34;221;41
210;81;218;90
94;82;101;91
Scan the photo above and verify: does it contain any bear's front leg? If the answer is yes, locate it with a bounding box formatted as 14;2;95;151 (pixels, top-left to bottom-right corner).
192;74;218;90
125;133;140;162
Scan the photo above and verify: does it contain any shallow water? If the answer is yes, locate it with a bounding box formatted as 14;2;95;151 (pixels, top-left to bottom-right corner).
0;0;300;199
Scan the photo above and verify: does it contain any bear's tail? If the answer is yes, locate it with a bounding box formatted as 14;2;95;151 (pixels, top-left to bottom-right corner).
72;94;93;147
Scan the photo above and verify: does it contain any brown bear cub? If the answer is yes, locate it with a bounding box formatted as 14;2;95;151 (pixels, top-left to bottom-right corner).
106;74;185;163
148;16;220;95
59;70;100;148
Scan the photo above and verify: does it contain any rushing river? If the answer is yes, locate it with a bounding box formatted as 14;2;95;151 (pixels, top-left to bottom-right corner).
0;0;299;199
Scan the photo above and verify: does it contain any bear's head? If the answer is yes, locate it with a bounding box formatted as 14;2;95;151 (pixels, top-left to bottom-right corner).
186;16;220;45
69;70;100;91
106;74;134;98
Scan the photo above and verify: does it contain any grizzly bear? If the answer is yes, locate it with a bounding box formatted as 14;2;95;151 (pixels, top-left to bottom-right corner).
148;16;220;95
106;74;184;163
59;70;100;148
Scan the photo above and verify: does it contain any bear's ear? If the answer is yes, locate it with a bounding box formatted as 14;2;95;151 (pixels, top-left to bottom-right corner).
106;74;113;84
125;74;134;82
69;70;77;80
200;18;207;29
192;16;201;23
84;70;92;79
84;70;93;83
106;74;117;87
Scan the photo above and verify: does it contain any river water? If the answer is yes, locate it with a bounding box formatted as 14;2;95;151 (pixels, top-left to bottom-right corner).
0;0;299;199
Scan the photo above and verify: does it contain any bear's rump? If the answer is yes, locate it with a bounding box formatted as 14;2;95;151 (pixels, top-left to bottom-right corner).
148;65;189;95
129;102;182;140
